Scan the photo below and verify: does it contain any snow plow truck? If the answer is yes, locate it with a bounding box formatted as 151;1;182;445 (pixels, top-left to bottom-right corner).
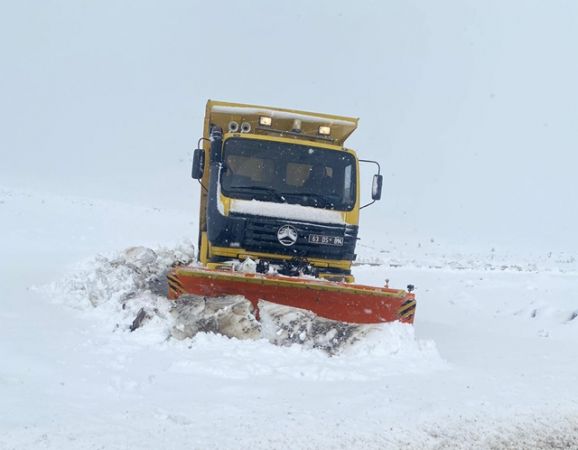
167;100;416;325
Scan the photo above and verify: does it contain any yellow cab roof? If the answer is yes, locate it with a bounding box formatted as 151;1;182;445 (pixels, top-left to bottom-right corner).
205;100;359;147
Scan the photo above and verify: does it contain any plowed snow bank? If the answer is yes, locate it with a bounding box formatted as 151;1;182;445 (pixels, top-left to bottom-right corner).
44;245;443;366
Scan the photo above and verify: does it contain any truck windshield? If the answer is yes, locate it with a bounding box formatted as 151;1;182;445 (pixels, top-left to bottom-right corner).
221;137;357;211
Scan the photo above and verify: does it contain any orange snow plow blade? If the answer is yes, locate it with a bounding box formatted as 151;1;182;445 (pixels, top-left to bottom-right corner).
167;266;416;325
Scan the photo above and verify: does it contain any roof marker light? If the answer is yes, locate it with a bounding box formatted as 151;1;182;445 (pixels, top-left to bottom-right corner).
318;126;331;135
292;119;302;133
259;116;272;126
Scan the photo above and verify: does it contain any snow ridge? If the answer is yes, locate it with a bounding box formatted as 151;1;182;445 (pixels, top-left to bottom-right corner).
42;244;443;377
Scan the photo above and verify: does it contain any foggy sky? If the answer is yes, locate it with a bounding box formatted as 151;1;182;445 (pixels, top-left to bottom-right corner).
2;0;577;253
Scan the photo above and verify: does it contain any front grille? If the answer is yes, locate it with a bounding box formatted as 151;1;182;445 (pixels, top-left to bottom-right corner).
235;213;358;260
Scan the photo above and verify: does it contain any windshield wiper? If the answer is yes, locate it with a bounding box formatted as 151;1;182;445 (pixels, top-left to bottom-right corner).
279;191;333;207
228;186;285;202
281;191;332;199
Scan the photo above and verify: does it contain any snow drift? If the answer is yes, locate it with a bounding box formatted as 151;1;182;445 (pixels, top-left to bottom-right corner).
44;245;441;360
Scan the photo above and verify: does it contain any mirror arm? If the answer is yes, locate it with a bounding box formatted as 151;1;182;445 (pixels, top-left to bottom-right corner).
197;178;208;192
359;159;382;209
360;199;376;210
197;137;210;148
192;137;212;179
359;159;381;175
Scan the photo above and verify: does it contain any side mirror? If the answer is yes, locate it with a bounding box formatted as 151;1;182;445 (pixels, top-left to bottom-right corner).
191;148;205;179
371;174;383;200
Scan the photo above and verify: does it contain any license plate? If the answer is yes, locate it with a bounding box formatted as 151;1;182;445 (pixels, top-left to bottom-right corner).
308;234;344;246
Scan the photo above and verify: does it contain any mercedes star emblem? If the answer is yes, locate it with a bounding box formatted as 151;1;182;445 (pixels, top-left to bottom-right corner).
277;225;298;246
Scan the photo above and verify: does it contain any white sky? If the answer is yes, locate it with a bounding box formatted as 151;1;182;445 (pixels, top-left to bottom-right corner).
1;0;577;253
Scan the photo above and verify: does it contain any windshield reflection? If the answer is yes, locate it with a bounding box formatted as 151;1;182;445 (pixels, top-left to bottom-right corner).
220;138;356;210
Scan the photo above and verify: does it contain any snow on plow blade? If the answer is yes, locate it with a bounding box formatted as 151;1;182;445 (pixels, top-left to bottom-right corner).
167;267;416;325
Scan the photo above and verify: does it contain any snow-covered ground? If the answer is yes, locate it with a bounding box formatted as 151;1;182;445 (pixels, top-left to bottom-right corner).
1;186;577;449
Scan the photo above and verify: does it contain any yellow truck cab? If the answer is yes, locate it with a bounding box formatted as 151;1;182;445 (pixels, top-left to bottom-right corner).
191;100;383;282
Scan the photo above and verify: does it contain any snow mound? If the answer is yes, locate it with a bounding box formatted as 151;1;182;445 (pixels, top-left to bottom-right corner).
171;295;261;340
259;301;374;354
46;244;194;309
170;321;443;381
43;244;195;343
44;245;442;365
169;295;404;355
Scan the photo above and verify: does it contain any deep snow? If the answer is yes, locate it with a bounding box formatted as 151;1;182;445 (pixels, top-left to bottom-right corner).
1;186;577;449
